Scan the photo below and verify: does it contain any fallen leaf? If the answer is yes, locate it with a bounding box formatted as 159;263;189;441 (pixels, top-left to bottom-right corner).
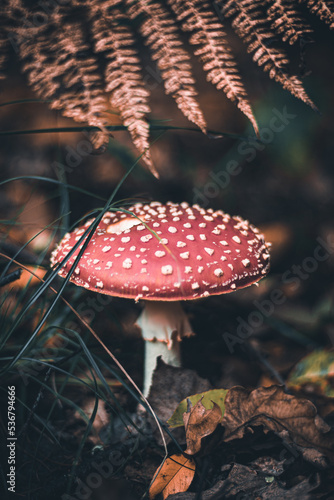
183;399;222;455
148;359;212;423
288;350;334;397
149;454;195;500
168;389;228;428
221;385;334;463
168;462;320;500
143;359;212;444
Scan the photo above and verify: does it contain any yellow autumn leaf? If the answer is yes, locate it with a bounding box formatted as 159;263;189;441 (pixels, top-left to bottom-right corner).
168;389;228;428
149;454;196;500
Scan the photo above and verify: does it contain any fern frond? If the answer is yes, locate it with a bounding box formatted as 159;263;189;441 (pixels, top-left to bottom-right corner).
0;35;8;81
3;0;332;173
126;0;207;133
169;0;259;135
304;0;334;28
88;0;155;175
267;0;313;44
0;1;11;80
222;0;317;111
11;2;110;148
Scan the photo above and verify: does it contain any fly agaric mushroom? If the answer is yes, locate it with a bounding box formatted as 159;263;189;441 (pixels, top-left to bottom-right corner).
50;202;270;395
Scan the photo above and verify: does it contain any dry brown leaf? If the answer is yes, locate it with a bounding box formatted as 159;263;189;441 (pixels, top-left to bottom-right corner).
221;385;334;463
149;454;195;500
168;463;318;500
183;399;222;455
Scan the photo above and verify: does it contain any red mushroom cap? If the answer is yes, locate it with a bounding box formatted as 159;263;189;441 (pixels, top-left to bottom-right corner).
50;202;270;300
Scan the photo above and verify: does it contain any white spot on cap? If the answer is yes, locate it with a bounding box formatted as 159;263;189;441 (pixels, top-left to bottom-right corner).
106;261;112;269
141;268;147;273
185;266;192;274
130;246;136;251
203;291;210;297
231;283;236;289
107;218;141;233
160;238;168;245
232;236;241;244
137;225;146;230
141;234;152;242
220;241;228;246
174;282;181;288
200;234;206;240
228;264;234;270
184;222;191;228
155;250;166;258
153;222;160;228
177;241;186;248
102;246;111;253
198;266;204;273
161;265;173;275
204;215;213;221
212;228;220;235
242;258;251;267
180;252;190;259
186;235;195;241
96;281;103;288
197;255;203;260
93;259;100;264
205;247;214;256
220;256;227;261
264;253;270;260
191;282;200;290
168;226;177;233
214;268;224;277
141;259;147;264
123;258;132;269
142;286;149;292
121;237;130;243
199;223;206;228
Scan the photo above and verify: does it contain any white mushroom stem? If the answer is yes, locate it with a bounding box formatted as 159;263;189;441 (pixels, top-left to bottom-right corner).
135;300;194;397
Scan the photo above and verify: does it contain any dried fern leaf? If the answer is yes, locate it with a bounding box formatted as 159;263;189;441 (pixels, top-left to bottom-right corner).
267;0;313;44
304;0;334;28
88;0;156;175
0;4;10;80
126;0;207;133
10;2;110;148
0;36;8;81
222;0;317;111
169;0;259;135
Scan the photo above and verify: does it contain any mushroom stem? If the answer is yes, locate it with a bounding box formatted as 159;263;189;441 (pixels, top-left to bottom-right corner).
135;300;193;397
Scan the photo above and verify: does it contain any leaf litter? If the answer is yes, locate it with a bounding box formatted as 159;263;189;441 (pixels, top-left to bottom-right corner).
146;361;334;499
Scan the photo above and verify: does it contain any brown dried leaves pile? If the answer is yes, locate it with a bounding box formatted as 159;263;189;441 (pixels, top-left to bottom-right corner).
149;385;334;499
